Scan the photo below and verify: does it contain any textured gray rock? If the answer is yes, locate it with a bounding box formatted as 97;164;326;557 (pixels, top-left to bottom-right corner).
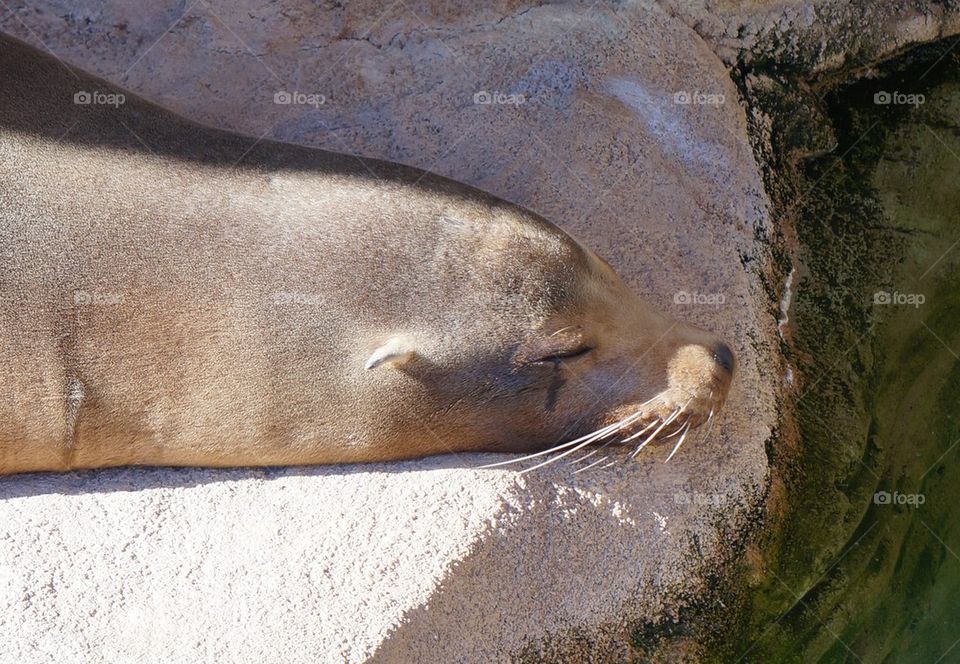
0;1;781;660
667;0;960;72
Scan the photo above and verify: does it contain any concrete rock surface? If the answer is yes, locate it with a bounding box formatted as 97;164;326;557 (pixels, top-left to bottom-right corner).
0;1;783;661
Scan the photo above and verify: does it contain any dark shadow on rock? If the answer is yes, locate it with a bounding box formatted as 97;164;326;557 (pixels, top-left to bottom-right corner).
0;452;514;499
365;456;690;663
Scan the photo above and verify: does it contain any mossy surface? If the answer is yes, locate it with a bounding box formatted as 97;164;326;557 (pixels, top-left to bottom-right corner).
723;44;960;663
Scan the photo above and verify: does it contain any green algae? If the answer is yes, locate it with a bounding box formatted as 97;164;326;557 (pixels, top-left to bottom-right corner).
724;43;960;664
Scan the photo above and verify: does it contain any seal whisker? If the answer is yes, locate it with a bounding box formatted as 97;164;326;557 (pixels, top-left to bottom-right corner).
517;436;609;474
620;419;660;444
628;398;692;459
627;410;677;460
569;409;651;464
636;405;684;448
516;412;650;474
482;402;656;470
478;417;629;469
573;456;609;474
664;421;692;462
570;439;616;464
628;413;671;460
701;407;717;442
569;395;660;464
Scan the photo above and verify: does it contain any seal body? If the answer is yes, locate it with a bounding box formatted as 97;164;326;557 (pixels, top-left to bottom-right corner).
0;34;733;474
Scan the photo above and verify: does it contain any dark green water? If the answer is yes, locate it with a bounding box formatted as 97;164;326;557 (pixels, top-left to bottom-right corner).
729;48;960;663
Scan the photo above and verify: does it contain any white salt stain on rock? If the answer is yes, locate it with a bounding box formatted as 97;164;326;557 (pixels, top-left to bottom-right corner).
604;77;731;172
652;511;671;534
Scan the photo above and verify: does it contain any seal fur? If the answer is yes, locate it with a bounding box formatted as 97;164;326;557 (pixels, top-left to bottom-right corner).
0;33;734;474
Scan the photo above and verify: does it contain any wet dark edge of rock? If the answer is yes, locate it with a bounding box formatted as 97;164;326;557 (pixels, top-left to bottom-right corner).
698;37;960;664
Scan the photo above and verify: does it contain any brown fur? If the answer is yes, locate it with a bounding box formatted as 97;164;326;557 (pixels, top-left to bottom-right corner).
0;33;732;474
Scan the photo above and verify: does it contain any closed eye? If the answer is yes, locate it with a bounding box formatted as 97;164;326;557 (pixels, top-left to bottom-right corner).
533;346;594;363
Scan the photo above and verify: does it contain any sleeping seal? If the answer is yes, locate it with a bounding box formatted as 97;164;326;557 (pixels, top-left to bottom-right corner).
0;33;734;474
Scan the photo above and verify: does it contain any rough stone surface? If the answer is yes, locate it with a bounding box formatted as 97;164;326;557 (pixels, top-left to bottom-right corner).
667;0;960;73
0;1;781;661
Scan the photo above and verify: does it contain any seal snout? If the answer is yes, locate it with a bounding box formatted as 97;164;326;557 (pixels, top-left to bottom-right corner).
640;337;735;436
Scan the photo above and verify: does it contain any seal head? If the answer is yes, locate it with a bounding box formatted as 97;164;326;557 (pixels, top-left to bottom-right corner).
359;209;734;463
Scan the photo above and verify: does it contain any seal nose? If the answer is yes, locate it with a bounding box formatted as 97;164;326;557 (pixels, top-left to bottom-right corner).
713;342;735;374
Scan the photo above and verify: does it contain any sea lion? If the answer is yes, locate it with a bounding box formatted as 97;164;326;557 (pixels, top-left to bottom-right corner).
0;33;734;475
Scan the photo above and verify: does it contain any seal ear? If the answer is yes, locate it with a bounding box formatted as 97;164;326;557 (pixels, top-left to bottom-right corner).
364;336;416;370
